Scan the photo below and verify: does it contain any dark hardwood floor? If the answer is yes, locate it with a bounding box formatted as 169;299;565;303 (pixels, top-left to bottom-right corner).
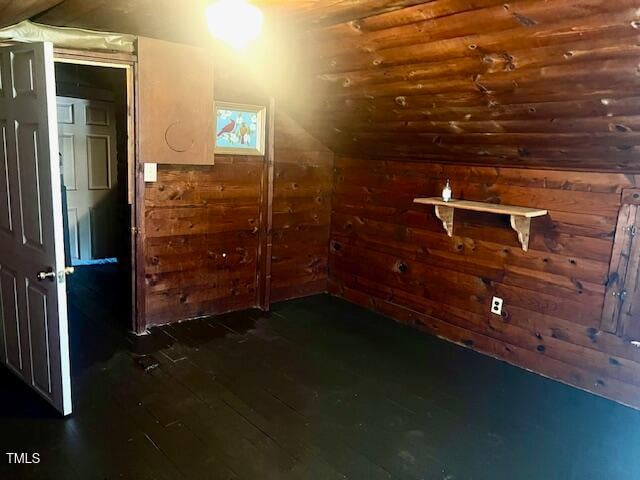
2;270;640;479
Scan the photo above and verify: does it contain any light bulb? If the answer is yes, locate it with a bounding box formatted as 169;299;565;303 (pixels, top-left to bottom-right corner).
206;0;264;50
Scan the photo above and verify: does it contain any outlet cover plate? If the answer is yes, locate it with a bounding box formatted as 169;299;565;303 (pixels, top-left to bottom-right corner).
491;296;503;316
144;162;158;182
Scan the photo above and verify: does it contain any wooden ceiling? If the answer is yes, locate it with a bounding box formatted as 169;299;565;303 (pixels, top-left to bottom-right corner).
3;1;395;44
0;0;64;28
299;0;640;171
3;0;639;171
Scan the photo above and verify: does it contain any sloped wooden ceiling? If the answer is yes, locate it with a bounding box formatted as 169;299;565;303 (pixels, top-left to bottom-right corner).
8;0;640;171
0;0;64;27
300;0;640;171
0;1;288;44
26;0;429;42
31;0;229;44
25;0;350;44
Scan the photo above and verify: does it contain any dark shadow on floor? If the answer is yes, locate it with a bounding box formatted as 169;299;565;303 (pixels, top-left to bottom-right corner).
66;264;130;372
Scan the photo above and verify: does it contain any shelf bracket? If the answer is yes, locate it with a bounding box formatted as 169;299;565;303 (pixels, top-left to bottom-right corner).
510;215;532;251
415;197;545;253
434;205;454;237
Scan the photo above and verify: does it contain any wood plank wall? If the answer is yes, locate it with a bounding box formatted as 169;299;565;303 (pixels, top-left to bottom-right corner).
329;155;640;408
142;65;333;326
144;159;263;326
271;111;334;302
301;0;640;172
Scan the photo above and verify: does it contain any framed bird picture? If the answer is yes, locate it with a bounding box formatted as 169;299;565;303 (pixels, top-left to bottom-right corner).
214;101;266;156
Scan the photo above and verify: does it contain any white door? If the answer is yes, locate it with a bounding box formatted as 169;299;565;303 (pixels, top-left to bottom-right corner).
0;42;72;415
57;97;118;262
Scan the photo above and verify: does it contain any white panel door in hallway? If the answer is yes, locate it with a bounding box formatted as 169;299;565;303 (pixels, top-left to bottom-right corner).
57;97;118;261
0;42;72;415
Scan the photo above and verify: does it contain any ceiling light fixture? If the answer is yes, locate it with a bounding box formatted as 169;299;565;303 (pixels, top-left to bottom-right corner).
206;0;264;50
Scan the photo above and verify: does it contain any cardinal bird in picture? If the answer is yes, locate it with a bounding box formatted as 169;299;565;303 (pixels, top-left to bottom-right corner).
239;123;249;144
217;119;236;137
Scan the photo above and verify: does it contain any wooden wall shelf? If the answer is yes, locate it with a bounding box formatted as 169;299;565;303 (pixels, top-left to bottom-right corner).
414;197;548;251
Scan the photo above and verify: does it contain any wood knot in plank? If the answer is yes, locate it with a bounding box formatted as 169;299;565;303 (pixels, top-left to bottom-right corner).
394;260;409;274
609;123;631;132
512;12;537;27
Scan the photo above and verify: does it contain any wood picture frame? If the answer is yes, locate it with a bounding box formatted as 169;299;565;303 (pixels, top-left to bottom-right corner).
214;101;266;156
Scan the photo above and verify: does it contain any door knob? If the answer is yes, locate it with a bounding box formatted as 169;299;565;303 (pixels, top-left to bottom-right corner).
37;269;56;281
37;267;75;281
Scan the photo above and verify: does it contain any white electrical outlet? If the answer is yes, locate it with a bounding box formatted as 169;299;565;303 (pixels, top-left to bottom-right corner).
144;162;158;182
491;296;503;315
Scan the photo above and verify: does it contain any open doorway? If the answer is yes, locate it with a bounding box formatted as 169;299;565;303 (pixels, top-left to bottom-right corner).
54;61;133;341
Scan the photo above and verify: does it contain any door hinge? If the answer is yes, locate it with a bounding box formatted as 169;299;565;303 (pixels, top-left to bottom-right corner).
131;226;139;235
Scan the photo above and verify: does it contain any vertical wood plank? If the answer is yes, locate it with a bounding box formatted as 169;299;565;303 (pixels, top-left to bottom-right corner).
134;59;147;333
618;206;640;340
257;97;276;310
601;204;636;334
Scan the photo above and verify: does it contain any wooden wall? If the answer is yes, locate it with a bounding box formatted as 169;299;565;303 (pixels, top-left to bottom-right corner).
298;0;640;409
143;115;333;326
299;0;640;172
329;155;640;408
271;111;334;302
143;158;263;326
141;53;333;326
